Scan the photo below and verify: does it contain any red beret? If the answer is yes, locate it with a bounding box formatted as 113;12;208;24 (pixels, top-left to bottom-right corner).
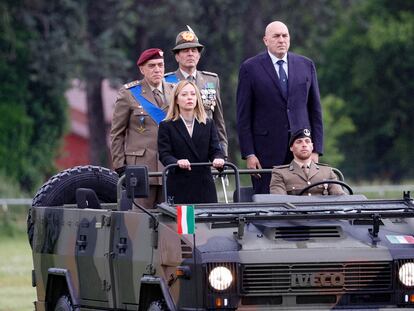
136;48;164;66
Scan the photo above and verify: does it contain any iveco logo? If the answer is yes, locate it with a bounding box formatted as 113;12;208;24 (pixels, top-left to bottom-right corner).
291;272;344;287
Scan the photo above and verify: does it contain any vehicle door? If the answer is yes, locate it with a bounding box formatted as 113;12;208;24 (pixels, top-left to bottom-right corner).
111;211;154;309
76;209;115;309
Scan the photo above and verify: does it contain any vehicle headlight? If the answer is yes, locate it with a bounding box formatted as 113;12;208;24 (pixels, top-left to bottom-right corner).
399;263;414;287
208;266;233;291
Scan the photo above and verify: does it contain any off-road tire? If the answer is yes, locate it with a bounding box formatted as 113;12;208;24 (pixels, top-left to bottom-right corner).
147;300;167;311
27;165;118;248
54;295;74;311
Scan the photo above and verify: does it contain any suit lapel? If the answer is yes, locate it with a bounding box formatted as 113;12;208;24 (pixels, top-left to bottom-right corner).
308;162;319;180
175;69;185;81
195;71;205;89
162;81;173;110
173;119;201;160
287;52;296;100
191;119;202;145
291;161;308;181
260;52;287;101
140;80;157;105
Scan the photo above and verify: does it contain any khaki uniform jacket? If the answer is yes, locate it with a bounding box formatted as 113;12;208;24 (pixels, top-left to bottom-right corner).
269;160;345;196
110;79;174;185
165;69;228;156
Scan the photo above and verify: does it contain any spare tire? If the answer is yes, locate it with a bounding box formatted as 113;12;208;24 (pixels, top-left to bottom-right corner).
27;165;118;248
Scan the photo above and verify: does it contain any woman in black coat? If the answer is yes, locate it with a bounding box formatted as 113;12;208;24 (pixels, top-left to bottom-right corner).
158;80;224;204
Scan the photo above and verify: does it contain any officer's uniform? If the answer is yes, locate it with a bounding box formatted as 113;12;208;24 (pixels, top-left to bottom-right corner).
110;48;174;209
269;161;345;196
165;27;228;156
164;69;228;155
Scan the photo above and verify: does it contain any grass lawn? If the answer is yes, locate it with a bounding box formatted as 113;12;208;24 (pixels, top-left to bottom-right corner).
0;233;36;311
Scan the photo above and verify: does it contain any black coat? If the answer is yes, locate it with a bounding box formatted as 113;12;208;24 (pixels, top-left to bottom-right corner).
158;118;224;204
236;51;323;193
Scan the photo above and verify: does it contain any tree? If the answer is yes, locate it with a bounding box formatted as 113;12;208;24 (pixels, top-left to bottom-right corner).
0;1;32;185
74;0;137;167
319;0;414;181
320;95;355;168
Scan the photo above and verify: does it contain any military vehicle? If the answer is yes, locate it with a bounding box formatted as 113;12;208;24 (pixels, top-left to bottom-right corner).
28;163;414;310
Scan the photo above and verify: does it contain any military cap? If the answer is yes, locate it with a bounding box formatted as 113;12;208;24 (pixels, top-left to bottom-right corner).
137;48;164;66
172;26;204;52
289;128;312;146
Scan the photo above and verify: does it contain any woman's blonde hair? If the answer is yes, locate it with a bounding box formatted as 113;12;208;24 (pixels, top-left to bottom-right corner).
164;80;207;124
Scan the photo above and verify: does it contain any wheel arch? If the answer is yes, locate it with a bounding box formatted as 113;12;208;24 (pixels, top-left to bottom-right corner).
139;276;176;311
45;268;79;311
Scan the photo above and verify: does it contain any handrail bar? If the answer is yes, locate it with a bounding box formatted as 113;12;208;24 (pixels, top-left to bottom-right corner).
162;162;240;204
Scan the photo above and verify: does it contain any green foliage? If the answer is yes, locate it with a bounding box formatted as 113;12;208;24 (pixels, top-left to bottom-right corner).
321;95;355;168
319;0;414;181
2;0;413;188
0;1;73;190
0;105;33;182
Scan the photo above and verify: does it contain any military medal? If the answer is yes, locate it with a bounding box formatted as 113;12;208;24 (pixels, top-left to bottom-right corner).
137;116;146;133
201;85;217;112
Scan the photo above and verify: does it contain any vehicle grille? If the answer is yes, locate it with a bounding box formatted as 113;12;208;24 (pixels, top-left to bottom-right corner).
274;226;341;240
241;262;392;295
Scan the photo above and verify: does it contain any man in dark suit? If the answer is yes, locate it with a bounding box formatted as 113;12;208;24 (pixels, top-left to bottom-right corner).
236;21;323;194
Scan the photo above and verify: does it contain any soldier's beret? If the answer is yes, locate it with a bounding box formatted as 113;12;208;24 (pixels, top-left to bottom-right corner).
289;128;312;146
172;29;204;52
137;48;164;66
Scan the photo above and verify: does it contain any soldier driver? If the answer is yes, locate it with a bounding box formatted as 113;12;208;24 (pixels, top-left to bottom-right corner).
110;48;175;209
164;26;228;157
269;129;345;196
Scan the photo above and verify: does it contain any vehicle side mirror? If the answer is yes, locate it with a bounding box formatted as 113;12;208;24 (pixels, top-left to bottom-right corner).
125;165;149;198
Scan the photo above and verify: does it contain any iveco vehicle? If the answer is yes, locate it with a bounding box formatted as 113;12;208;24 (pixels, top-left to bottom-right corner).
28;164;414;310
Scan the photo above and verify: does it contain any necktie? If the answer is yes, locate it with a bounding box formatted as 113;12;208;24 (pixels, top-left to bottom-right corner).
302;165;310;178
277;60;288;98
187;75;195;83
153;89;164;107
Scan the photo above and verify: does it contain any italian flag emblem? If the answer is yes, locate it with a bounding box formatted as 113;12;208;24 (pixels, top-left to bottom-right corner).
177;205;195;234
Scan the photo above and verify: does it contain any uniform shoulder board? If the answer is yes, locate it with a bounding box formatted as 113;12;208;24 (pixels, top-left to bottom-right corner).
123;80;140;89
165;82;175;89
316;162;329;167
273;164;290;169
164;72;175;77
200;70;218;77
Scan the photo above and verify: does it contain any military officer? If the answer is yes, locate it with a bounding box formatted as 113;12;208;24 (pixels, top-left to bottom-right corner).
269;129;345;196
164;26;228;157
110;48;174;209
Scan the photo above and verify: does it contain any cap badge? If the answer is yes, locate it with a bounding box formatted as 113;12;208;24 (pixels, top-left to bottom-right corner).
304;128;311;136
182;31;195;41
158;51;164;57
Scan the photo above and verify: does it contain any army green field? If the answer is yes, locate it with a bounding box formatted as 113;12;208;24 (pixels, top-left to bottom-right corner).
0;234;36;311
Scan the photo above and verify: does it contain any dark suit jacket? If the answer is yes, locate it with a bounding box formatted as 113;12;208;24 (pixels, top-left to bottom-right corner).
165;69;228;156
158;118;224;204
236;51;323;194
237;51;323;166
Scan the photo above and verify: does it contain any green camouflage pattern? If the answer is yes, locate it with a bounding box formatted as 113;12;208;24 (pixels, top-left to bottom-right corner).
30;166;414;310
